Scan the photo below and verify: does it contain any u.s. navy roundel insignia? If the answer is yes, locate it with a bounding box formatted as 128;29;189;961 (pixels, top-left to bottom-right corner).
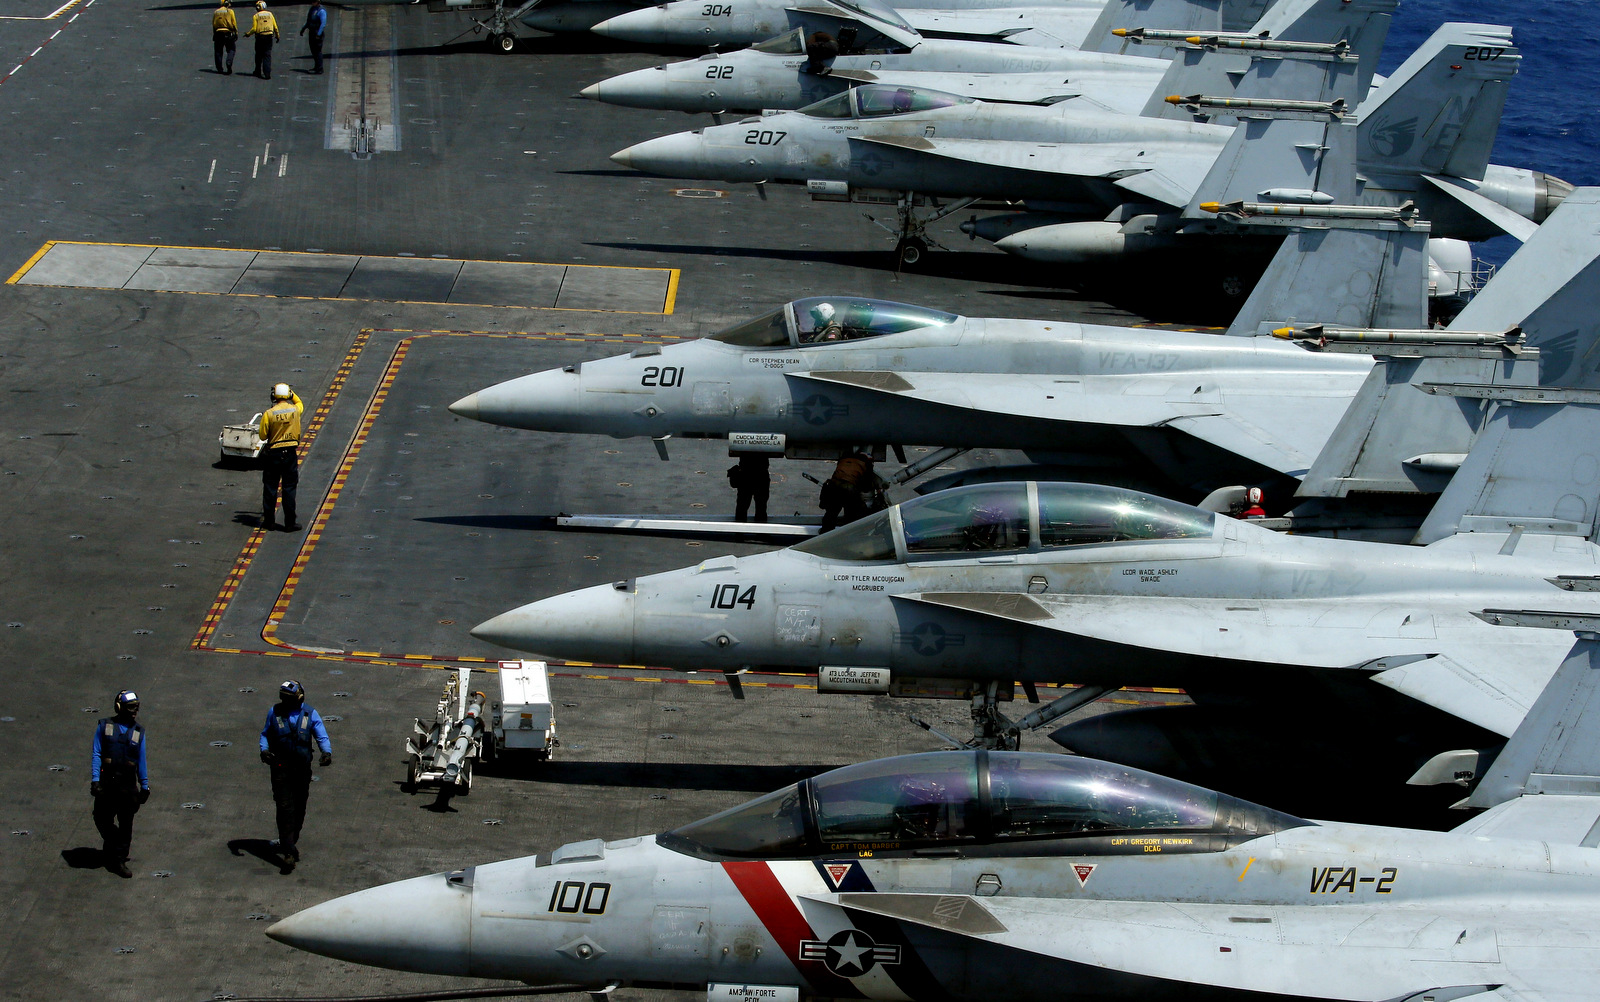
800;929;902;977
1073;863;1096;887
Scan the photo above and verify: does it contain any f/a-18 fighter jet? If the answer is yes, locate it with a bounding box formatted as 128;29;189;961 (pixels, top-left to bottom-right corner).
269;638;1600;1002
583;0;1385;119
467;192;1600;814
612;23;1564;268
591;0;1266;50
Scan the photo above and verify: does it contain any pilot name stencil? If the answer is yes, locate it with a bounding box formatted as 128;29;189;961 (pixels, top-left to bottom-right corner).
1309;866;1396;893
1124;568;1178;583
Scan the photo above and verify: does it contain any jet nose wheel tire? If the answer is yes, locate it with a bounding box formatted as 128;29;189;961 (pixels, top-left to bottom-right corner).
897;237;926;268
491;32;515;52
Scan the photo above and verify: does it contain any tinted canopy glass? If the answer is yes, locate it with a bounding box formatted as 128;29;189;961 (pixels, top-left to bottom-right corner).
901;483;1029;554
813;753;979;846
708;307;791;347
1036;483;1215;548
854;85;971;117
799;91;855;119
793;509;896;561
988;755;1216;838
752;28;805;53
660;751;1309;860
793;296;958;344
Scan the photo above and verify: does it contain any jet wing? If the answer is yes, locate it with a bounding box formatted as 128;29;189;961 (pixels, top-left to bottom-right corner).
826;69;1089;109
850;136;1219;206
890;591;1565;735
899;7;1097;47
787;368;1356;476
815;892;1539;1001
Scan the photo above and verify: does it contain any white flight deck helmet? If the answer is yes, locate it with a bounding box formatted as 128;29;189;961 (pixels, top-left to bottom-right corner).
271;383;292;401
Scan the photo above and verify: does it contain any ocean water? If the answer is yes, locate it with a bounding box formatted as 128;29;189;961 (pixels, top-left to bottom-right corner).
1377;0;1600;266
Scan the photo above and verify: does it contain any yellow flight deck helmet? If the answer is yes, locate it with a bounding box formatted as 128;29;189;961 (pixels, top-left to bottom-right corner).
271;383;292;400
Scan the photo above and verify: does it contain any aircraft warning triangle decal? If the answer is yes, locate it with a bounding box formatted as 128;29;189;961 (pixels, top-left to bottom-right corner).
823;863;853;889
1073;864;1096;887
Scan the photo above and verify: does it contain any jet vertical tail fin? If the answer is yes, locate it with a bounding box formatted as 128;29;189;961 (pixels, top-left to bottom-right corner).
1297;188;1600;502
1221;218;1430;338
1464;628;1600;812
1355;24;1519;183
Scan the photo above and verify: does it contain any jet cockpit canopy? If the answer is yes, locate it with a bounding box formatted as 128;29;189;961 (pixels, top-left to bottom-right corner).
660;751;1309;860
707;296;960;349
798;85;974;120
794;482;1219;562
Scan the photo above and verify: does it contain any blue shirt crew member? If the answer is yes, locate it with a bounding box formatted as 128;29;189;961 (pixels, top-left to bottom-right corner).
90;690;149;878
259;679;331;867
299;0;325;74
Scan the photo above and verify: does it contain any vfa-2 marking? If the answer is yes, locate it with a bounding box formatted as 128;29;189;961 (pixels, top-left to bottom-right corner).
1309;866;1397;893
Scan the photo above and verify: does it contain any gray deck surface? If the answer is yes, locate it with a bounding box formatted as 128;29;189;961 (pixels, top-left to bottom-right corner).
0;1;1199;1000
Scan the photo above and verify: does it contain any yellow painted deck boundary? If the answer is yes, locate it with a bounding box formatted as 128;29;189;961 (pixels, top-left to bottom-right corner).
6;240;681;315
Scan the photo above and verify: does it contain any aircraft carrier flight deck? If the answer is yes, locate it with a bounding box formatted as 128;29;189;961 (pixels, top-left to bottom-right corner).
0;2;1202;1000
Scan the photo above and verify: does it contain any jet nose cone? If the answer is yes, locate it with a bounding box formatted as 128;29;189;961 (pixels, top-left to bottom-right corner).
452;369;585;432
579;82;600;100
590;7;669;43
267;872;472;976
611;132;710;179
473;583;637;665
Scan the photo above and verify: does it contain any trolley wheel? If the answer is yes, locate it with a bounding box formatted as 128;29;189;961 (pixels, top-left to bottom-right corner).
496;32;516;52
404;759;419;792
896;237;926;268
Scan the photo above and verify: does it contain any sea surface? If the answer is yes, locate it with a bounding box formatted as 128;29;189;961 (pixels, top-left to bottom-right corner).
1377;0;1600;267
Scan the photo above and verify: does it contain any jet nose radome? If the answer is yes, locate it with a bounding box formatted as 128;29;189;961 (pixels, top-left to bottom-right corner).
579;82;600;100
266;872;472;976
612;132;716;179
472;583;637;665
584;67;678;111
449;368;585;432
591;6;683;45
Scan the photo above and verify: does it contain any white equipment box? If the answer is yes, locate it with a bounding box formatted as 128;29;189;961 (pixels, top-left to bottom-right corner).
219;412;265;461
495;660;556;758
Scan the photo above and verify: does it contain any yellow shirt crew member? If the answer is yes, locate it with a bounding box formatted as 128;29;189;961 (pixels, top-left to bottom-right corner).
245;0;280;79
212;1;238;75
259;384;304;531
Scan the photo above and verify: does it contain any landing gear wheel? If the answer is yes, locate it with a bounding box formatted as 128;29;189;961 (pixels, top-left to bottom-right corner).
896;236;926;268
495;31;516;52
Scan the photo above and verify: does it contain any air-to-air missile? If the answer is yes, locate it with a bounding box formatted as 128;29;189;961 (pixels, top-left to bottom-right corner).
267;646;1600;1001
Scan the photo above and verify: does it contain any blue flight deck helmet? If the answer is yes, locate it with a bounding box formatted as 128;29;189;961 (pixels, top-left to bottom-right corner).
279;680;305;704
113;690;140;715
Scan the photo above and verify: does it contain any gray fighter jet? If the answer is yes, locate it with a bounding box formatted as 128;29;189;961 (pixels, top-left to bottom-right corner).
587;0;1230;49
266;636;1600;1002
449;218;1419;502
581;0;1379;118
610;25;1561;266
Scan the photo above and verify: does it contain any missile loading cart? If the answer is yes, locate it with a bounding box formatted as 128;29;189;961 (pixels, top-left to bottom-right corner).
405;661;556;793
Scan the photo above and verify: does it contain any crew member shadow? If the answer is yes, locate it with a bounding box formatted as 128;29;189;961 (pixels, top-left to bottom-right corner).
62;847;107;869
229;837;296;875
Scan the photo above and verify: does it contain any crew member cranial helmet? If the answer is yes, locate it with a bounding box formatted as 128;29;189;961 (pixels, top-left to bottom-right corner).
1246;487;1264;505
279;680;305;703
114;690;140;714
256;1;266;8
271;382;292;400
